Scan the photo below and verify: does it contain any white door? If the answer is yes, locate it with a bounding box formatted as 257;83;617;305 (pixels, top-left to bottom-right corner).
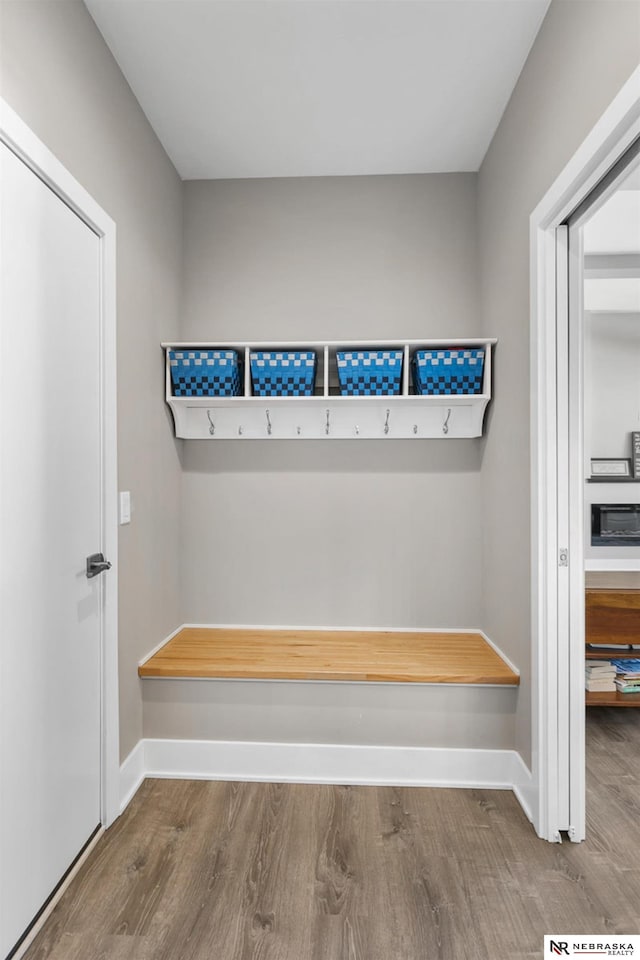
0;141;106;958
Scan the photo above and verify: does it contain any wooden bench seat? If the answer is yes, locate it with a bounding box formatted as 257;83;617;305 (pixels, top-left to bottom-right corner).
139;628;519;685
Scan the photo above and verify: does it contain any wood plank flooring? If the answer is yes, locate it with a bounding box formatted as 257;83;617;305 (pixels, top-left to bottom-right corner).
139;628;519;685
20;710;640;960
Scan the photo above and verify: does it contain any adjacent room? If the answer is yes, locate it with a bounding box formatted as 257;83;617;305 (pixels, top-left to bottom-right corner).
1;2;639;958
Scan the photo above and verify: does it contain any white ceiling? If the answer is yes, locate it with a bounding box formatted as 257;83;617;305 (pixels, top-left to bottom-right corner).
84;0;550;180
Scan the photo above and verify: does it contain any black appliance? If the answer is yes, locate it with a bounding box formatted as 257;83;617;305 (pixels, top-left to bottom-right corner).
591;503;640;546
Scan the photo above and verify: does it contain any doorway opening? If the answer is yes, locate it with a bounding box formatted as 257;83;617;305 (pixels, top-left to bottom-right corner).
566;145;640;843
531;67;640;843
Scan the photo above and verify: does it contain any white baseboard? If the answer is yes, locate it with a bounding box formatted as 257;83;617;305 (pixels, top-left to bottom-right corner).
120;738;533;822
119;739;146;812
144;738;519;788
511;752;536;824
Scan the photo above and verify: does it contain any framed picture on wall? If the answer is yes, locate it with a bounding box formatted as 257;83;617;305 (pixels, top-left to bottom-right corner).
590;458;632;478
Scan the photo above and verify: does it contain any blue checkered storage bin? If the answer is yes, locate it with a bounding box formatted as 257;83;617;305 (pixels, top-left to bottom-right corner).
168;350;242;397
336;350;403;396
413;348;485;396
250;351;317;397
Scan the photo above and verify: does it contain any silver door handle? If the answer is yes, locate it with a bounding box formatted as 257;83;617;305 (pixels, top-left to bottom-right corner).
86;552;112;579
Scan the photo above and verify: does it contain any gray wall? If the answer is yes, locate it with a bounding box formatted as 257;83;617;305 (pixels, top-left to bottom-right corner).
0;1;184;761
583;312;640;564
478;0;640;765
6;0;636;768
181;175;485;629
585;312;640;462
143;679;517;750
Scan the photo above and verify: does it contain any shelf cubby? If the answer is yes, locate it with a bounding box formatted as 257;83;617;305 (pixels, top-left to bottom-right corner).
162;338;497;440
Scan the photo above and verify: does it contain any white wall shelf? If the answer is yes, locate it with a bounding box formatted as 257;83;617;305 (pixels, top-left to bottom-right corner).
161;338;497;440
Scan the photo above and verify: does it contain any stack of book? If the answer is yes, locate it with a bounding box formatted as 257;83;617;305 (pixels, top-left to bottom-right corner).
611;659;640;695
585;660;616;692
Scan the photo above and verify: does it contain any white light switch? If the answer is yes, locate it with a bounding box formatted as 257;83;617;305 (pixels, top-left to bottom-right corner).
119;491;131;525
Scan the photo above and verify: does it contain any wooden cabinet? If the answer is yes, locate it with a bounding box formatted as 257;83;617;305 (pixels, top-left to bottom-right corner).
586;585;640;706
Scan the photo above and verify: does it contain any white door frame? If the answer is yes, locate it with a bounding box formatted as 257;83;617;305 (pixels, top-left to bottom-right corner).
0;99;120;828
530;67;640;842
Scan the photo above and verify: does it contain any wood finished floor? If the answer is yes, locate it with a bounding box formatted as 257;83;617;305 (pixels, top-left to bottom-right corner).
23;710;640;960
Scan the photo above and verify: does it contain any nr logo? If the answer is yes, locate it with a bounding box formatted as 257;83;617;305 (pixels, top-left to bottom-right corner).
549;943;570;956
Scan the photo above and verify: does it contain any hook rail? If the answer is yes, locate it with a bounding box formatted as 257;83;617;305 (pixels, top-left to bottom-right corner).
442;408;452;436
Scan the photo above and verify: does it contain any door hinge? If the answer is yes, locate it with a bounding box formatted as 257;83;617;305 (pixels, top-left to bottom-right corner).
559;547;569;567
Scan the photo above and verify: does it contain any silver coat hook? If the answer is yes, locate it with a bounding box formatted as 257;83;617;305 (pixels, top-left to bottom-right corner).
206;410;215;436
238;425;243;436
384;409;390;435
355;425;360;435
443;408;452;435
297;426;301;436
325;409;330;435
266;409;272;435
413;424;418;435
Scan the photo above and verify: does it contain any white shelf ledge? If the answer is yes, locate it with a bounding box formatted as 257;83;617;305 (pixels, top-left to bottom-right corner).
162;338;497;440
585;560;640;572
